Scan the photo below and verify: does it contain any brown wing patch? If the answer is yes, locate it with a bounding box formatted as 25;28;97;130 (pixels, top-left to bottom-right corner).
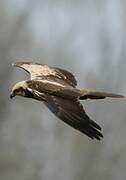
53;67;77;87
45;95;103;140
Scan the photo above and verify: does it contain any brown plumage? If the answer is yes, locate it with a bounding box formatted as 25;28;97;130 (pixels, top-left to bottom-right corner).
10;62;125;140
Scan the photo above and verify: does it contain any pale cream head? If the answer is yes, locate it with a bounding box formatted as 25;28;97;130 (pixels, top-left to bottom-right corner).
10;81;27;98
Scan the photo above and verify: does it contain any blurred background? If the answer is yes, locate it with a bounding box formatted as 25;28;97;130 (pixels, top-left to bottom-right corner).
1;0;126;180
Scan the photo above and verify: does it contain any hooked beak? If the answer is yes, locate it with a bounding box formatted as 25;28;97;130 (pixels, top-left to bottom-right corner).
10;92;15;99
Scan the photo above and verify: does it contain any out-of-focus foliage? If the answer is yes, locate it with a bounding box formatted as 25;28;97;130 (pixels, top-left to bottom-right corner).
0;0;126;180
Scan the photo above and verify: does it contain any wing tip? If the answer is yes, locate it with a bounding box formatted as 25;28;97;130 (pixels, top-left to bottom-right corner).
79;124;103;141
89;131;103;141
12;62;23;67
91;130;103;141
91;122;103;140
12;61;32;67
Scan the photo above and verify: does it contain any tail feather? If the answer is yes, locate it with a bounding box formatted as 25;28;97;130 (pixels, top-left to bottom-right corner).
79;89;125;100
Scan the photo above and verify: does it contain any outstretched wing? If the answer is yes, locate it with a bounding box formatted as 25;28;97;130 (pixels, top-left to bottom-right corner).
45;95;103;140
13;62;77;87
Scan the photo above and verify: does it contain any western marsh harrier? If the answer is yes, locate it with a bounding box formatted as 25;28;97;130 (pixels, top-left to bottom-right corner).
10;62;125;140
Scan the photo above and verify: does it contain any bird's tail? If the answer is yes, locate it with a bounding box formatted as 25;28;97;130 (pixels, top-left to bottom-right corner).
79;89;125;100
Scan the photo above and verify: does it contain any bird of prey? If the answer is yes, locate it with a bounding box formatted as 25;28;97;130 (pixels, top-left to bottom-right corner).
10;62;125;140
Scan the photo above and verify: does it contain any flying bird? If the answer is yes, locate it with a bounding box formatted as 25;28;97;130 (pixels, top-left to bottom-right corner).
10;62;125;140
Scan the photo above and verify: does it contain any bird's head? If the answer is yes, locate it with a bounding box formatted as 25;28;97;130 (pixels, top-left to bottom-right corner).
10;81;27;99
